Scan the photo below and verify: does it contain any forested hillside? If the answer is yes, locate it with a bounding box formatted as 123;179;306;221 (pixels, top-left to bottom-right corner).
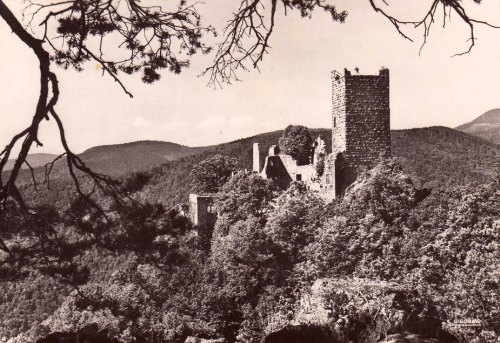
1;126;500;342
140;126;500;208
11;127;500;210
2;158;499;343
391;126;500;188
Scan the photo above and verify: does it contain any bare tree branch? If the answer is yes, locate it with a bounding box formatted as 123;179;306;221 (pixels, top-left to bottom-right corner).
369;0;500;56
202;0;347;86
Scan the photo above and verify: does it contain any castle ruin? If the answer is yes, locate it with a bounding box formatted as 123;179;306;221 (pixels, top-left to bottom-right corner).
190;67;391;227
258;67;391;197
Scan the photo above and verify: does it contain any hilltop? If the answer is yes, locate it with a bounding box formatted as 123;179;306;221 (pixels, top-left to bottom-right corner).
456;108;500;144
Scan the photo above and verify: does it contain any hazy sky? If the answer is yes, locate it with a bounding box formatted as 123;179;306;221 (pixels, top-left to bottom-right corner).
1;0;500;154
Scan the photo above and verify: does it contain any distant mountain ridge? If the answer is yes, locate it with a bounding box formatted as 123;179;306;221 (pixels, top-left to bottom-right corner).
5;140;209;175
76;140;209;175
8;108;500;174
456;109;500;144
4;153;59;171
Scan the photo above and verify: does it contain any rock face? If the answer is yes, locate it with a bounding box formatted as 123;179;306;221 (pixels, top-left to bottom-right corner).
379;333;438;343
263;278;458;343
36;324;117;343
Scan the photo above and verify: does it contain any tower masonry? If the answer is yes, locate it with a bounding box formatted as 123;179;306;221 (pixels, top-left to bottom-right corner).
331;68;391;171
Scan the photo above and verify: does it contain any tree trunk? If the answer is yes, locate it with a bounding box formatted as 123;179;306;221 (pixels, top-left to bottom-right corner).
0;0;53;207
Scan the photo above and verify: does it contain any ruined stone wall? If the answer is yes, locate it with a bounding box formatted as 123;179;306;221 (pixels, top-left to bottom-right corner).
320;154;337;199
189;194;216;228
253;143;261;173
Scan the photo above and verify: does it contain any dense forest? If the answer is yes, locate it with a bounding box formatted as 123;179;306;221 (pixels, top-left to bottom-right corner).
0;126;499;343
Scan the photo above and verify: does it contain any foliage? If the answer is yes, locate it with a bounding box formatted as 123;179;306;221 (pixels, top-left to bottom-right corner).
210;216;281;308
2;0;500;339
278;125;313;165
190;154;240;193
391;127;500;189
212;170;278;243
264;183;324;269
121;171;152;193
341;158;424;225
216;171;278;219
0;0;346;210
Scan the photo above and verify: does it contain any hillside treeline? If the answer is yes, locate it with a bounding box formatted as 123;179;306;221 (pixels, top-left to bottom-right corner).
14;127;500;211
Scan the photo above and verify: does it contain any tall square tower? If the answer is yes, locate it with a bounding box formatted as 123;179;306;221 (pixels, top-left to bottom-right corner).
331;68;391;170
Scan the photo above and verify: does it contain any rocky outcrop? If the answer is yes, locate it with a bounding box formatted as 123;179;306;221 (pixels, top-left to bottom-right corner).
263;325;341;343
263;278;458;343
36;324;117;343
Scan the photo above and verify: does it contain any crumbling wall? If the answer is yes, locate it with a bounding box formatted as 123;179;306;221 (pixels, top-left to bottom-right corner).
320;154;336;199
260;155;294;189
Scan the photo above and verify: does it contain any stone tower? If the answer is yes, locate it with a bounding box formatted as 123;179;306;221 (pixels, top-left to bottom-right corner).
330;67;391;194
331;67;391;170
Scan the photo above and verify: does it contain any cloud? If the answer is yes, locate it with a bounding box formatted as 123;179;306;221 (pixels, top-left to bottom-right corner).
191;115;260;144
132;116;153;127
196;115;256;133
196;116;227;132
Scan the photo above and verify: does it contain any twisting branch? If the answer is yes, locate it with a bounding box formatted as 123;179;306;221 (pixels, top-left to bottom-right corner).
369;0;500;56
24;160;38;191
82;46;133;97
202;0;347;86
0;0;216;209
44;153;66;190
0;0;51;211
49;106;124;217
